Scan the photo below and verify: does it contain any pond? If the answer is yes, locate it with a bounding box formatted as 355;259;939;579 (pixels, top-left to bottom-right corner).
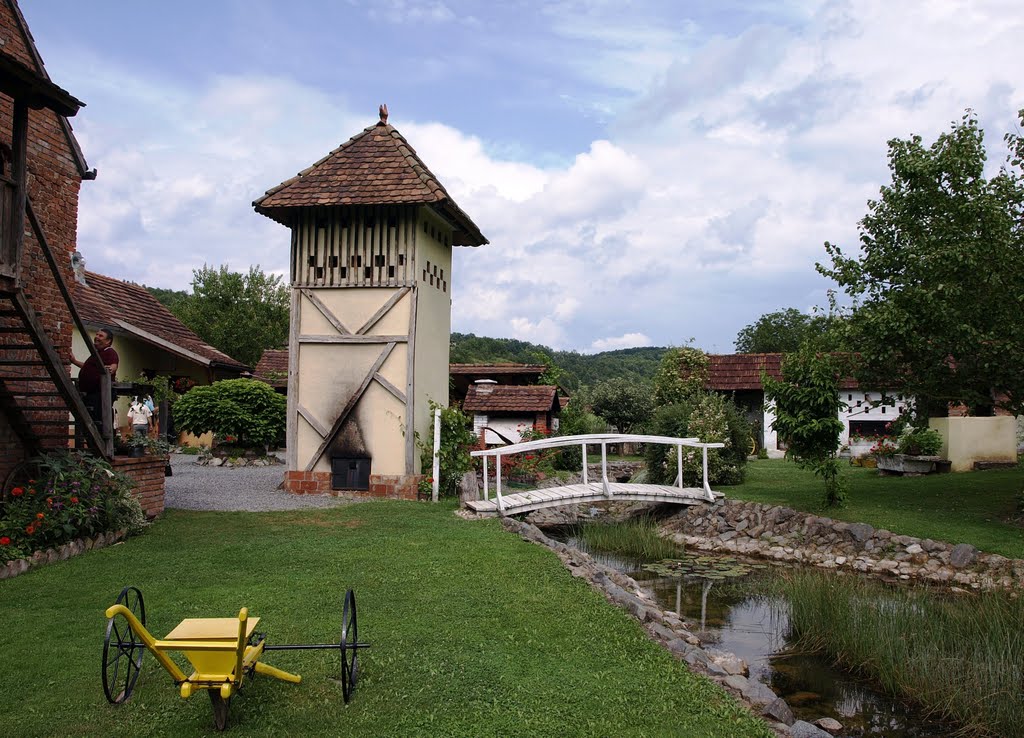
549;528;950;738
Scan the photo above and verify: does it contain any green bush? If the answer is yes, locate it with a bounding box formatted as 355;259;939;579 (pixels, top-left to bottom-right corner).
645;392;750;486
552;400;609;471
897;426;943;456
173;378;286;449
0;452;145;563
419;401;477;498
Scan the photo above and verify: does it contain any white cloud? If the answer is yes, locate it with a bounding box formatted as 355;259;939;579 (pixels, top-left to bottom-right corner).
589;333;652;352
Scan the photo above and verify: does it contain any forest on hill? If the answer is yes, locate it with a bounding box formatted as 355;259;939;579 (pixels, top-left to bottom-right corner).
450;333;669;390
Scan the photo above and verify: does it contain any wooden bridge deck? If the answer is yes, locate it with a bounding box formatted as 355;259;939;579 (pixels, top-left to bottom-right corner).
465;482;721;517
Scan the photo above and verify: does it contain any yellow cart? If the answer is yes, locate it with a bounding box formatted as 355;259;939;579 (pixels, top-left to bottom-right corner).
102;586;366;730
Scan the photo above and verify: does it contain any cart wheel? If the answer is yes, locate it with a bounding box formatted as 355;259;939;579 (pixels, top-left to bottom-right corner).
209;690;231;731
102;586;146;704
340;589;359;702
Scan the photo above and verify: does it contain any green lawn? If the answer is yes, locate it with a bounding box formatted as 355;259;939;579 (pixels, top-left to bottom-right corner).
0;503;771;737
729;459;1024;559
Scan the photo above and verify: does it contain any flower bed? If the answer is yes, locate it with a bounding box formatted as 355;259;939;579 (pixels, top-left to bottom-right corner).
1;452;147;566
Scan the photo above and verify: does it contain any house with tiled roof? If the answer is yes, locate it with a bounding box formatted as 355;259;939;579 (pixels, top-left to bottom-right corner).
254;106;488;498
705;353;908;457
463;382;561;445
71;269;249;435
254;348;288;391
449;362;548;405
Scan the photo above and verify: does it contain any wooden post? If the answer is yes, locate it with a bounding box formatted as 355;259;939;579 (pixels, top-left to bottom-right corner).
482;455;489;500
581;442;588;485
10;98;28;283
431;407;440;503
601;442;611;499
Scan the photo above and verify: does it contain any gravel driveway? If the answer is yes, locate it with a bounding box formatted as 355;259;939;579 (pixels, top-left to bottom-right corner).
164;453;355;512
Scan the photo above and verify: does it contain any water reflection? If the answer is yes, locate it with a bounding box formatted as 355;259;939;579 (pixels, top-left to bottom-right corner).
555;531;950;737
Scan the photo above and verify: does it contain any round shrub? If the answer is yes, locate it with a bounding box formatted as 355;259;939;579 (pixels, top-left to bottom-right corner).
173;378;286;449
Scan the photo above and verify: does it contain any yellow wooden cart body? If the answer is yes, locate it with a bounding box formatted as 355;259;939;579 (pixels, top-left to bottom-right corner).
104;604;301;700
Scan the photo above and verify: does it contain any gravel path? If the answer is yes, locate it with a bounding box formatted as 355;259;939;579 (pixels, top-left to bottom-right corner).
164;453;356;512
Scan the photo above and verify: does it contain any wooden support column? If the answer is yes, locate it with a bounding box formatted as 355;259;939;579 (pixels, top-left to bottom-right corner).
10;98;29;284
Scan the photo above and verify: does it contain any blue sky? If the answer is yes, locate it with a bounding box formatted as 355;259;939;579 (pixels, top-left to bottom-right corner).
23;0;1023;353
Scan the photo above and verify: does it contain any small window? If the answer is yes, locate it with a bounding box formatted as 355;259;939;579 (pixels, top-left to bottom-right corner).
329;256;339;268
881;407;886;414
442;280;447;292
848;394;852;401
429;274;435;286
374;254;386;267
388;266;396;278
315;266;324;279
364;266;372;278
307;255;317;266
340;267;348;278
423;269;428;281
398;254;406;265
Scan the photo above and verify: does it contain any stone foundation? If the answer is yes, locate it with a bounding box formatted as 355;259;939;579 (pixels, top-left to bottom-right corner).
663;499;1024;590
283;471;422;500
112;455;167;519
0;529;127;581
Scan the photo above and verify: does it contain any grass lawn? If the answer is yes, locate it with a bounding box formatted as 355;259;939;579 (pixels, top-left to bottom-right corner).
0;503;771;738
729;459;1024;559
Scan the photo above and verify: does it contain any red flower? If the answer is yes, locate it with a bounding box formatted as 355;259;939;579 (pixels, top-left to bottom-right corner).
0;536;11;545
71;496;79;504
25;524;35;535
46;497;53;508
36;512;45;520
11;487;23;497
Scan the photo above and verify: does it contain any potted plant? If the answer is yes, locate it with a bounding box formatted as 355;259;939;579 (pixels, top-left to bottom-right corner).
876;427;944;475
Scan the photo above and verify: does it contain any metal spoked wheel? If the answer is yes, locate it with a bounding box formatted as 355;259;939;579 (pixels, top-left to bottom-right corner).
209;690;232;731
102;586;146;704
340;589;359;703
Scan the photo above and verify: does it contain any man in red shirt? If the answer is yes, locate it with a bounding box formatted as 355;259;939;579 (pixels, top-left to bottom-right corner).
71;327;119;432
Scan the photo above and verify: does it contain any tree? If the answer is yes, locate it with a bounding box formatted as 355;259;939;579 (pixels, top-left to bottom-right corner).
734;308;829;353
818;110;1024;416
174;265;289;368
588;378;654;434
653;347;709;406
763;349;847;506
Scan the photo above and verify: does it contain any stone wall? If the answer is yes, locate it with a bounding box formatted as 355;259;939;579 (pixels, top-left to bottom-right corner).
283;470;420;499
663;499;1024;590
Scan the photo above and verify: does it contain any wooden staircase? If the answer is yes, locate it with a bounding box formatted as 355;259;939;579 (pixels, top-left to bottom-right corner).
0;200;112;459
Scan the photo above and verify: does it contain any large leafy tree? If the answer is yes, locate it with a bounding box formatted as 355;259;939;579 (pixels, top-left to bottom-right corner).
734;308;829;353
588;377;655;434
763;349;847;507
818;110;1024;416
174;265;290;368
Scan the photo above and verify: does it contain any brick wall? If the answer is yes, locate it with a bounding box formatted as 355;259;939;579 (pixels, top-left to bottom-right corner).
0;1;86;482
111;455;166;519
283;470;421;500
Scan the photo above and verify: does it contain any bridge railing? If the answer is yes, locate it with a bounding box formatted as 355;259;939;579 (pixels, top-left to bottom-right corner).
470;433;725;514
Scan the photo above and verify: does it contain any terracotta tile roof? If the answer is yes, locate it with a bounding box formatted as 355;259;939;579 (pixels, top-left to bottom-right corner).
253;119;487;246
72;271;250;372
463;384;559;413
449;363;548;376
255;349;288;387
706;353;858;391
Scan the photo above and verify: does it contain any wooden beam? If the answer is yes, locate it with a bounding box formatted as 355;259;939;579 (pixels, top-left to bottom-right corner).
373;373;406;404
305;342;397;471
300;288;351;335
357;286;410;335
404;284;418;475
296;403;329;438
297;334;407;344
286;288;300;470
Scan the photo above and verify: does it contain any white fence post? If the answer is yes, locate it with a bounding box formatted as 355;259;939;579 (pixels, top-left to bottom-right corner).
581;442;588;485
482;455;489;501
495;451;504;513
702;445;713;501
677;444;684;491
432;407;441;503
601;442;611;499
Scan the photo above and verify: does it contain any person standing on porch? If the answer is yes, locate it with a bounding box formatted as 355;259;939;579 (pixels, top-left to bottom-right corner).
71;327;119;432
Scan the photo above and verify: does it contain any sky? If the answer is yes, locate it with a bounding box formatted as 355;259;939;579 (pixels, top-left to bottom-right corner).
22;0;1024;354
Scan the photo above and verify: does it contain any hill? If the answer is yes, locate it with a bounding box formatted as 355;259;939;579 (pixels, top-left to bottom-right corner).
450;333;668;390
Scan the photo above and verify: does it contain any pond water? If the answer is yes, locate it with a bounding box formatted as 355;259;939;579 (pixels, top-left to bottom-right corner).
550;529;951;738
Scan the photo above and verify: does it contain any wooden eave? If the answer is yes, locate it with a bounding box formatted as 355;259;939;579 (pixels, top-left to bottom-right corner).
0;51;83;116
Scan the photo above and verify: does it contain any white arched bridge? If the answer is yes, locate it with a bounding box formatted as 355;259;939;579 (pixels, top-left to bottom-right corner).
466;434;725;517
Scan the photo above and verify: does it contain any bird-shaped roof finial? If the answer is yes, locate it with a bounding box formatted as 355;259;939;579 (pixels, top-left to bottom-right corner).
379;104;389;124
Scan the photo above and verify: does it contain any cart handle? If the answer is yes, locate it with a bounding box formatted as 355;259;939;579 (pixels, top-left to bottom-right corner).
105;604;188;682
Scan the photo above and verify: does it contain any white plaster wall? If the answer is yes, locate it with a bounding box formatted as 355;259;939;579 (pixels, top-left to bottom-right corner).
840;390;909;444
930;416;1018;472
294;287;411;473
412;210;453;473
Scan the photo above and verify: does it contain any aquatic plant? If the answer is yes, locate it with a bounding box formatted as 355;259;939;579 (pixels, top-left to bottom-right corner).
779;570;1024;737
576;516;680;560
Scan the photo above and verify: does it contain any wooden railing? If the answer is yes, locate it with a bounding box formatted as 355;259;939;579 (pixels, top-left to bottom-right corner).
471;433;725;515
